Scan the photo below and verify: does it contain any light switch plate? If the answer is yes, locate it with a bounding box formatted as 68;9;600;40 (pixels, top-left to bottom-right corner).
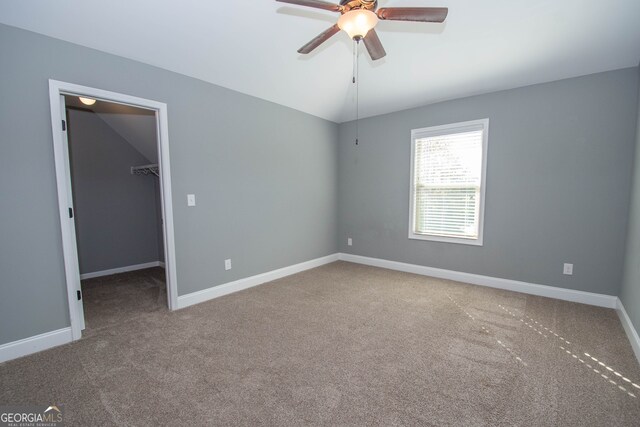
225;259;232;271
347;237;353;246
563;263;573;275
187;194;196;206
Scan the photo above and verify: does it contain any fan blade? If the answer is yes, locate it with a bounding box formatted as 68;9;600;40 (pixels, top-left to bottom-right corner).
276;0;341;12
376;7;448;23
298;24;340;54
363;29;386;61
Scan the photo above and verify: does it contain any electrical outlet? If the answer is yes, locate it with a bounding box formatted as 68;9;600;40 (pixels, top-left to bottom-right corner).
347;237;353;246
225;259;232;271
187;194;196;206
563;263;573;275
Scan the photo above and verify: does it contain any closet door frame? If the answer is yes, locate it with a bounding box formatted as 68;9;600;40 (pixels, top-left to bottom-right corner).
48;80;179;340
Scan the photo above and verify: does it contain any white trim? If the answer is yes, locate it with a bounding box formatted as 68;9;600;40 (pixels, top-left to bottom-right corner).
408;118;489;246
0;328;72;364
338;253;618;308
48;80;179;343
617;298;640;364
80;261;164;280
177;254;339;309
3;258;635;366
49;90;83;339
154;100;179;311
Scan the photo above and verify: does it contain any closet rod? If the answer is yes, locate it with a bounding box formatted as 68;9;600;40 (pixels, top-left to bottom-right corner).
131;164;159;177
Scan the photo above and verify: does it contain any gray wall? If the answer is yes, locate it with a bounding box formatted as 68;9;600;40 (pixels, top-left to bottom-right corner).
338;68;638;295
0;24;338;345
621;65;640;332
66;108;161;274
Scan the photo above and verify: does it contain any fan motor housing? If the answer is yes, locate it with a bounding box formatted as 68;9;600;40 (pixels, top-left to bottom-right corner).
340;0;378;13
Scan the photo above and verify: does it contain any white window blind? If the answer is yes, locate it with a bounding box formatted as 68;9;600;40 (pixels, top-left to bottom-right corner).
410;120;488;245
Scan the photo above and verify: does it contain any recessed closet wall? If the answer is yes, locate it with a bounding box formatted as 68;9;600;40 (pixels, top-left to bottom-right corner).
66;106;163;275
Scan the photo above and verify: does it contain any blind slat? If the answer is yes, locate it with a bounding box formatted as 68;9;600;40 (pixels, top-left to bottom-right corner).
413;127;484;240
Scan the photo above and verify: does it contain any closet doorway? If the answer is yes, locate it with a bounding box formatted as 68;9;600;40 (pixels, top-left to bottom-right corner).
49;81;178;340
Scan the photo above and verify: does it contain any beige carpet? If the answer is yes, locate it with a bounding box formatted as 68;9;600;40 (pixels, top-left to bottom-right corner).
1;261;639;426
80;267;167;337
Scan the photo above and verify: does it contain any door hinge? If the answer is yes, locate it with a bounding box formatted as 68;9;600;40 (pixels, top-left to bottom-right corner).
68;207;73;218
62;120;66;131
77;290;82;301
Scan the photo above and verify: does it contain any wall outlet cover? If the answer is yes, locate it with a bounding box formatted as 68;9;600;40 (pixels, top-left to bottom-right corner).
563;263;573;275
347;237;353;246
225;259;232;271
187;194;196;206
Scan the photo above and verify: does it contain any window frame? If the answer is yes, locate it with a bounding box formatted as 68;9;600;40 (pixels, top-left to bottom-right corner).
408;118;489;246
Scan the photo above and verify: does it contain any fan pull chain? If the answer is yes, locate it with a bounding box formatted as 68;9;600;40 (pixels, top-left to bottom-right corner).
353;39;360;146
352;38;357;84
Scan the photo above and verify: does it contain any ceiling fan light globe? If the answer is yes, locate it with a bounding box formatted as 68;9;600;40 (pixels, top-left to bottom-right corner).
338;9;378;40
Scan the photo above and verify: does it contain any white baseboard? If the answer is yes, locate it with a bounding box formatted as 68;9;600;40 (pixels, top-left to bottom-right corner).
338;253;618;309
80;261;164;280
617;299;640;364
3;254;629;365
177;254;339;309
0;328;72;364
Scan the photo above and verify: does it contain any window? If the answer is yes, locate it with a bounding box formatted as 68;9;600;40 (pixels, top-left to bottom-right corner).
409;119;488;245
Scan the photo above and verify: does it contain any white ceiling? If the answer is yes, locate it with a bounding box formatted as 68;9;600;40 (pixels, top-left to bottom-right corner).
2;0;640;123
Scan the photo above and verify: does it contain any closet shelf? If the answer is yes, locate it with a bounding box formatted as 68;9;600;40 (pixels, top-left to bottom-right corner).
131;164;159;177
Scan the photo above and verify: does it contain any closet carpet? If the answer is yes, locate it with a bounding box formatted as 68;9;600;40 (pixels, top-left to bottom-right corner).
80;267;167;337
1;261;639;426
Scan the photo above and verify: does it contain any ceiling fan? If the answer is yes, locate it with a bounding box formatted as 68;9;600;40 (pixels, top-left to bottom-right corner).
276;0;448;60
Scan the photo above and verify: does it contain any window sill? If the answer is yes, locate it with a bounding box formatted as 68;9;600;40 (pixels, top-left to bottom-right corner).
408;232;484;246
